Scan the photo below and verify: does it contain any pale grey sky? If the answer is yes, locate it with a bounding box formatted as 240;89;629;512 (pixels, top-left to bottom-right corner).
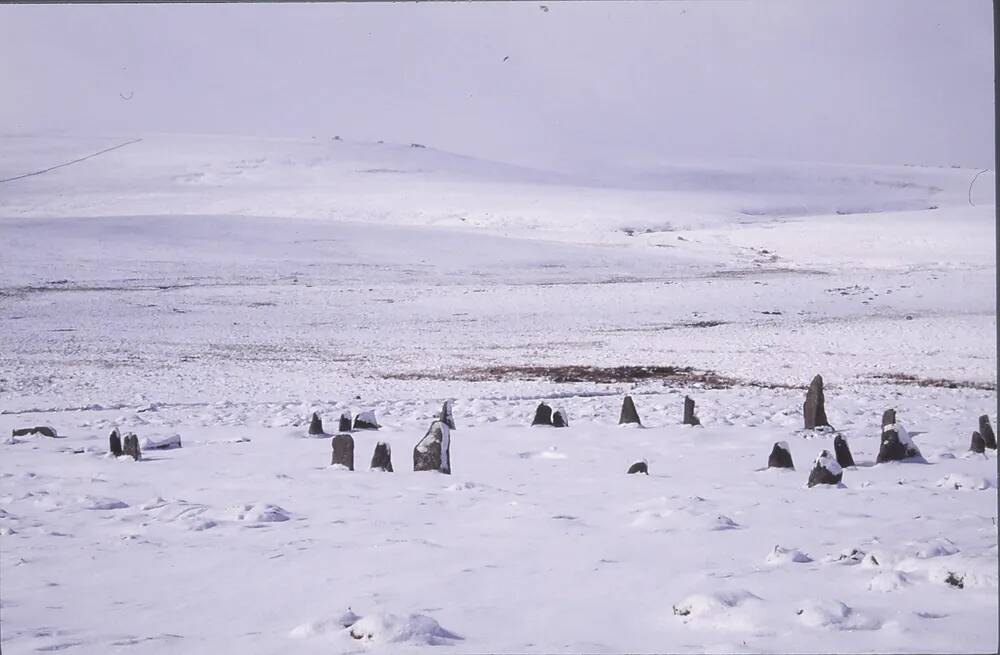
1;1;993;171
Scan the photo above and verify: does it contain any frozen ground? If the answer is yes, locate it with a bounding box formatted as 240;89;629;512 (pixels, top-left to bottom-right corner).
0;134;996;653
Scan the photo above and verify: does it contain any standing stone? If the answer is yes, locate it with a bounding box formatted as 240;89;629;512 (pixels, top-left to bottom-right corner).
627;460;648;474
413;420;451;474
552;409;569;428
353;410;380;431
440;400;456;430
308;412;325;435
803;375;830;429
970;431;986;454
330;434;355;470
881;409;896;429
807;450;843;487
876;423;922;463
619;396;642;426
767;442;794;469
109;428;123;457
979;415;996;449
122;434;141;461
370;442;393;472
531;402;553;426
833;434;855;468
338;412;353;433
682;396;701;426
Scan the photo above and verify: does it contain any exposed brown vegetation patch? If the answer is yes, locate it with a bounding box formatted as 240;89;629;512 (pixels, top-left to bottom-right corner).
390;365;739;387
870;373;996;392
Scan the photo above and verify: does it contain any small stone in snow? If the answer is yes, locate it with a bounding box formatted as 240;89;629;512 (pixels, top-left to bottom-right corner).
619;396;642;426
531;402;553;426
807;450;842;487
979;415;996;449
308;412;324;435
768;442;794;469
331;434;355;470
834;434;855;468
370;441;393;472
109;428;123;457
627;461;648;475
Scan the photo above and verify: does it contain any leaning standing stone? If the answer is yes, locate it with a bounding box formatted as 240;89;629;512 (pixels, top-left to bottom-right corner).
833;434;855;468
109;428;123;457
308;412;325;435
803;375;830;429
413;420;451;474
970;431;986;454
552;409;569;428
331;434;355;470
683;396;700;426
807;450;842;487
338;412;352;433
370;442;393;472
531;402;553;426
619;396;642;426
767;442;794;469
353;410;380;431
979;415;996;449
627;460;648;474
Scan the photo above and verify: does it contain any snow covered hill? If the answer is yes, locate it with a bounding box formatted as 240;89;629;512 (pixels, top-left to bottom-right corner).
0;133;995;654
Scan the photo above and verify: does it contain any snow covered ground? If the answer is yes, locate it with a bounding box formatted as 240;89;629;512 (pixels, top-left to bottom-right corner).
0;134;996;653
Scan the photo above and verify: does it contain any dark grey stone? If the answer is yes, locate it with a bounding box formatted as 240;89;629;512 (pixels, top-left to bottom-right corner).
12;426;57;438
413;420;451;474
552;409;568;428
833;434;855;468
440;400;456;430
123;434;141;461
876;426;922;464
308;412;325;435
683;396;700;426
619;396;641;426
803;375;830;429
531;402;553;426
767;442;794;469
970;431;985;454
109;429;123;457
627;461;648;475
807;450;842;487
370;442;393;472
979;415;996;449
353;411;380;431
881;409;896;429
338;412;352;433
331;433;355;470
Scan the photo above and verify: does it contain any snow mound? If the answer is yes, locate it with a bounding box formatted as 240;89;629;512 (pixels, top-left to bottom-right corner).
672;589;765;631
936;474;994;491
910;538;960;559
140;497;215;530
78;496;128;510
346;612;461;645
796;599;881;630
814;451;842;476
141;433;182;450
765;545;813;565
867;570;911;592
227;503;290;523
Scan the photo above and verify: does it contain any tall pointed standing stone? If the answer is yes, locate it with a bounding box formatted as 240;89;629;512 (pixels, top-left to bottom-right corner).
370;442;393;472
881;409;896;430
338;412;352;433
619;396;641;426
682;396;700;426
330;434;355;470
309;412;325;435
413;420;451;474
979;415;996;449
833;434;855;468
531;403;553;426
440;400;456;430
109;428;123;457
970;431;986;454
803;375;830;429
